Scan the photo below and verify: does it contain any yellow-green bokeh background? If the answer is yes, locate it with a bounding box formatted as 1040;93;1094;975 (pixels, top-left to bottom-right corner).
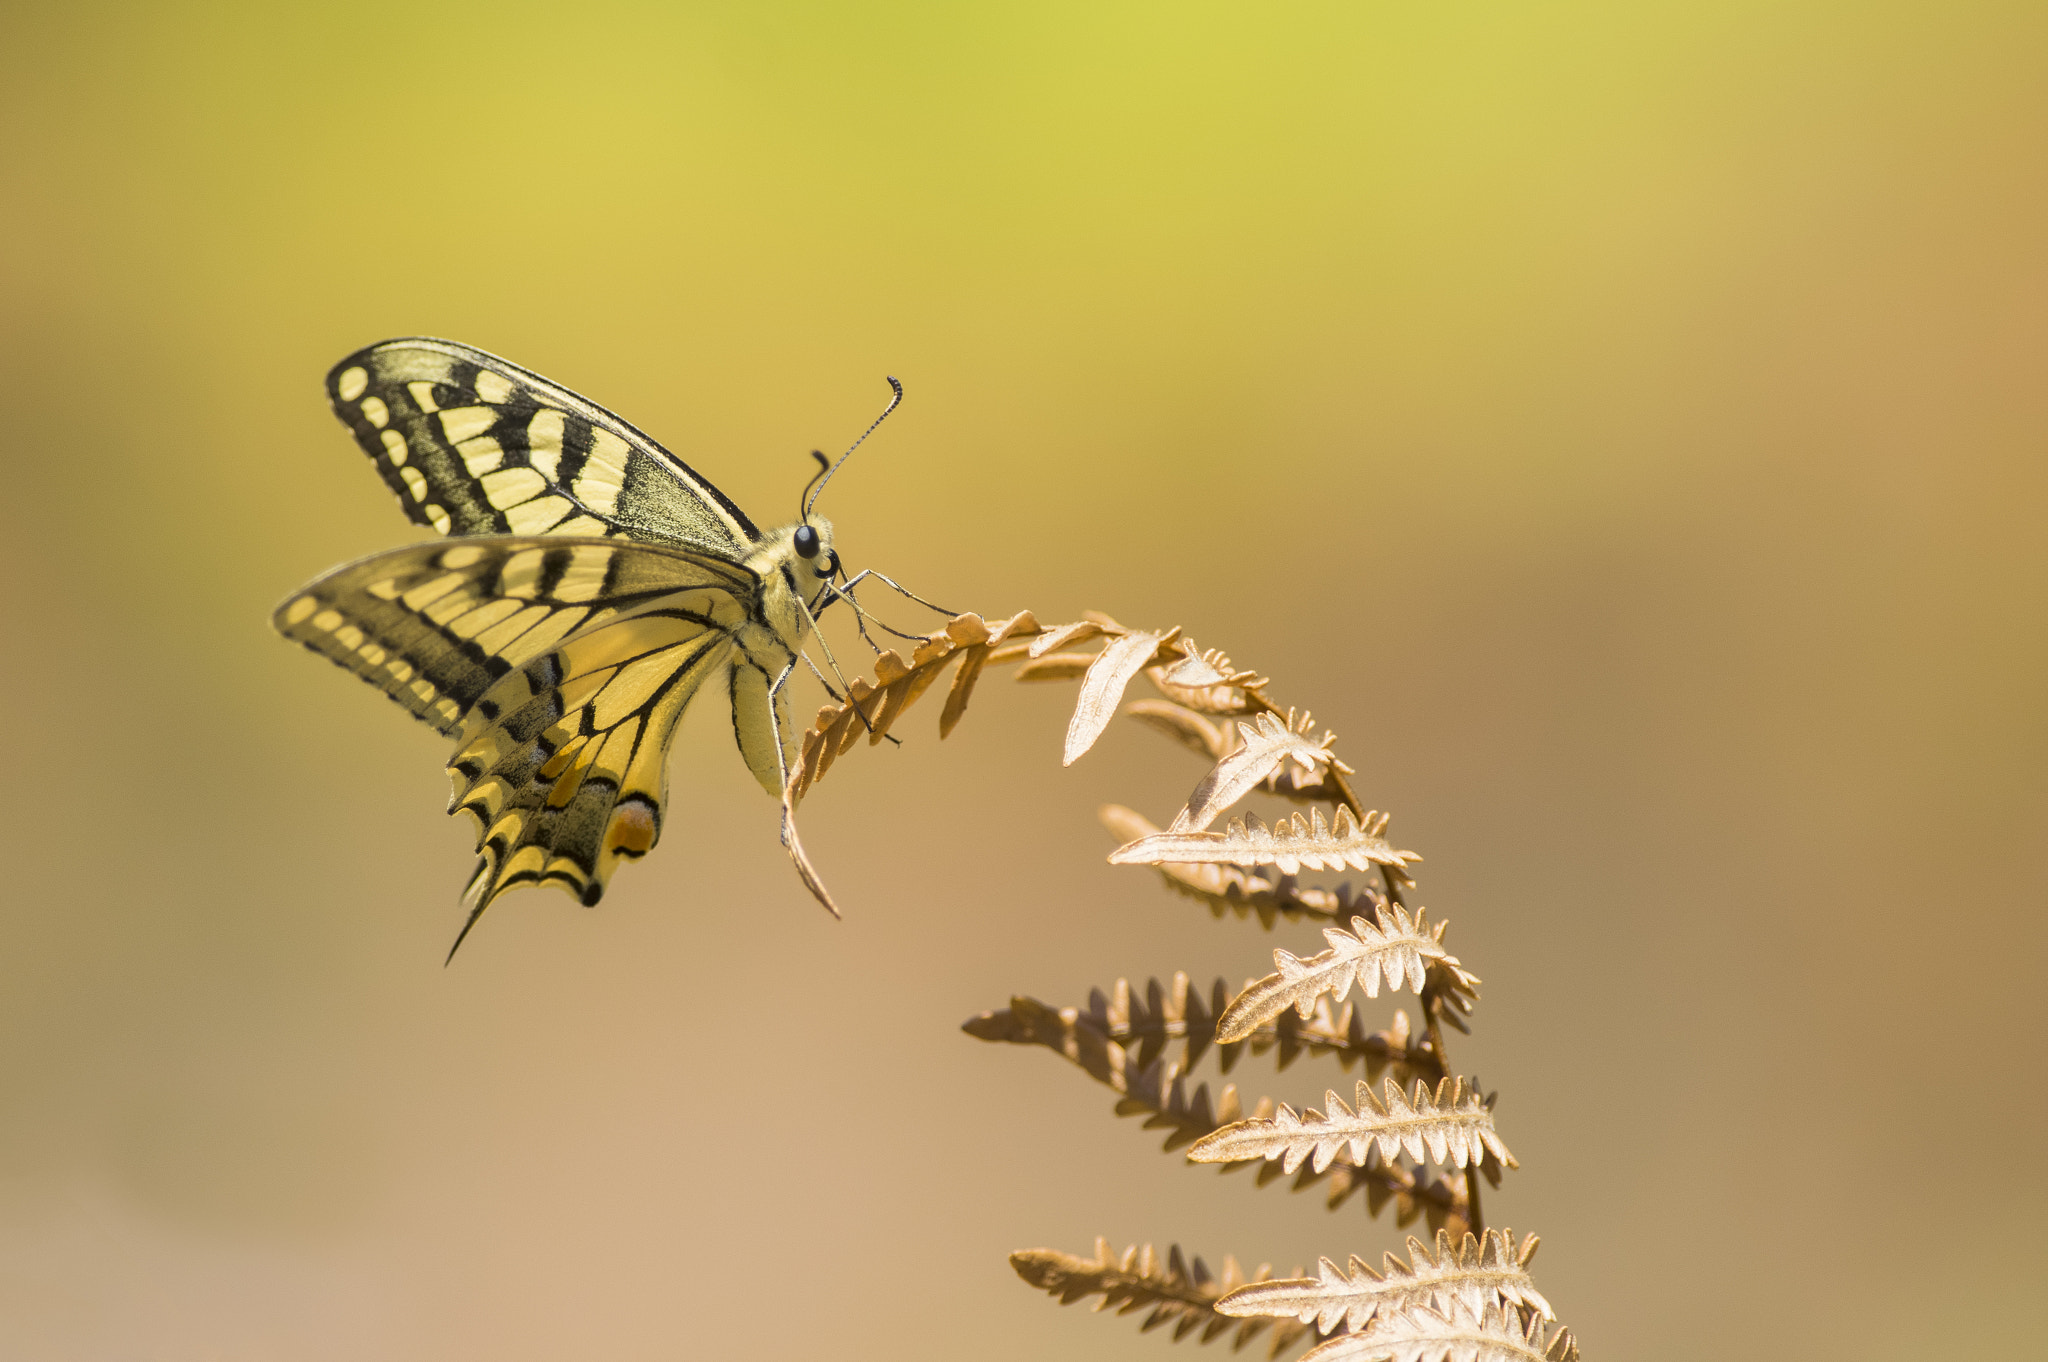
2;3;2043;1356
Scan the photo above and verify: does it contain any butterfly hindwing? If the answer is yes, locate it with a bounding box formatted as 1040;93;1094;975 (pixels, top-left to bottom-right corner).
276;534;772;942
445;601;750;928
327;337;762;552
272;536;757;735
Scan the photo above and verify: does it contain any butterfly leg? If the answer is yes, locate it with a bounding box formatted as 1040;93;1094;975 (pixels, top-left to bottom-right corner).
836;568;959;620
793;590;885;742
818;570;950;647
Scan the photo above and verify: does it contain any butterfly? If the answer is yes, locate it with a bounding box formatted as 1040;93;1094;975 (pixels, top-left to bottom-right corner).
273;337;900;955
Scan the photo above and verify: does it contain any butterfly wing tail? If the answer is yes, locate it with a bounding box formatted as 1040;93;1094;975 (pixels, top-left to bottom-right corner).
441;608;736;950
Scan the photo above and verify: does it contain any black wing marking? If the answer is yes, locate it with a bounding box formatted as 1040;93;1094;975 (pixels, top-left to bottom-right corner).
326;337;761;553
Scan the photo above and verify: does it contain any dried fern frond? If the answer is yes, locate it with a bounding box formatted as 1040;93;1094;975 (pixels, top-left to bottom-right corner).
1010;1239;1318;1356
1113;808;1419;878
1126;702;1354;811
1188;1077;1515;1177
1182;710;1354;832
1067;626;1183;764
776;609;1050;913
1215;1230;1550;1334
1100;806;1391;927
785;609;1045;806
1216;908;1477;1044
966;997;1472;1231
1298;1299;1577;1362
1145;639;1266;715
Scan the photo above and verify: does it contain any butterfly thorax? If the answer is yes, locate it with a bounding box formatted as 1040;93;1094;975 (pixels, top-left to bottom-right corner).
742;515;836;655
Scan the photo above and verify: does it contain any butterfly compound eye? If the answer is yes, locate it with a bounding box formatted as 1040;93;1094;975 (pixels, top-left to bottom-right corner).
793;524;820;558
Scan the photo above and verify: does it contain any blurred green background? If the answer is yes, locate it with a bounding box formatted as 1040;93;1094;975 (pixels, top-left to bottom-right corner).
1;2;2043;1357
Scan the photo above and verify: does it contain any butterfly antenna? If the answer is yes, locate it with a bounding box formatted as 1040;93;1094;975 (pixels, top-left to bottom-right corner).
796;450;829;524
805;376;902;518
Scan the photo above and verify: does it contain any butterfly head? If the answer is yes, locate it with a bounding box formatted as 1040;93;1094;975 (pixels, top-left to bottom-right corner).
788;516;840;580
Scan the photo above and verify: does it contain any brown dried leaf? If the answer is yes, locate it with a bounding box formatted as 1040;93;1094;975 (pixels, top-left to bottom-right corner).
776;798;840;919
1010;1239;1318;1356
1183;711;1355;831
1215;1230;1551;1334
964;993;1470;1233
1146;638;1265;715
1112;808;1419;877
1217;908;1478;1044
1299;1298;1576;1362
1065;627;1181;765
1099;806;1392;928
785;610;1042;805
1187;1077;1516;1175
1028;619;1109;657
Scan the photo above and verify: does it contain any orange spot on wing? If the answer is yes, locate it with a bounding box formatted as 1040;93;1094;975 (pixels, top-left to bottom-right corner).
605;801;658;858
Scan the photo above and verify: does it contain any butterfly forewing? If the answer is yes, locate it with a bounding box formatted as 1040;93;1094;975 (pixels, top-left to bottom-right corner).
328;337;762;552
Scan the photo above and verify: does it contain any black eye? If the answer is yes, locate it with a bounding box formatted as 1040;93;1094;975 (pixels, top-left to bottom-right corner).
815;550;839;579
793;524;819;558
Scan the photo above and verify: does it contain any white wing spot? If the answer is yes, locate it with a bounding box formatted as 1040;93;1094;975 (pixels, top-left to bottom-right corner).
425;504;452;533
284;596;317;624
380;428;407;465
358;642;387;666
312;609;344;632
577;428;630;514
505;495;572;535
460;435;504;476
337;366;368;401
400;466;429;501
439;545;486;569
438;406;496;444
407;381;440;413
527;409;564;481
473;370;515;404
481;467;545;509
333;624;365;650
359;394;389;428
